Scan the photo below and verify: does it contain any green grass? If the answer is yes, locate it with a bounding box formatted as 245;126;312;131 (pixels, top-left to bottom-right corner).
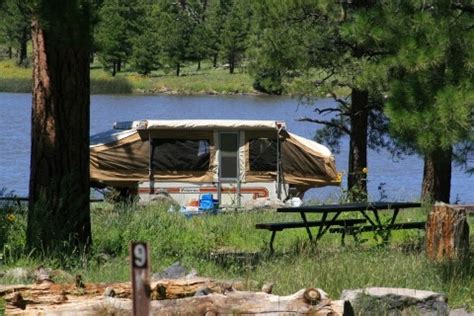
0;58;349;96
1;202;473;311
0;59;257;95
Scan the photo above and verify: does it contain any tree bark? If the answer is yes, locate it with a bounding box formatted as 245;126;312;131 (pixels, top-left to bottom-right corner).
197;59;201;71
176;62;181;76
27;1;91;252
421;146;452;203
17;26;28;66
347;88;368;201
8;46;13;59
112;61;116;76
117;58;122;72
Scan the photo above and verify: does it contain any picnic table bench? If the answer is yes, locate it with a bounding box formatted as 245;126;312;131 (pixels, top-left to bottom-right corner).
256;201;424;252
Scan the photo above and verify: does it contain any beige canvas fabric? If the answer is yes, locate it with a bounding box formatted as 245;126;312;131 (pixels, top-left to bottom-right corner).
90;121;340;187
143;119;284;130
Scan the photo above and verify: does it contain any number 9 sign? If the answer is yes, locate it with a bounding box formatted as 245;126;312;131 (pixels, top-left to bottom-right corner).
132;242;148;268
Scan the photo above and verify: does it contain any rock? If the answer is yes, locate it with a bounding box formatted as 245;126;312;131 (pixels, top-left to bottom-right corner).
193;287;212;297
341;287;448;315
261;283;274;294
152;262;194;280
34;266;54;285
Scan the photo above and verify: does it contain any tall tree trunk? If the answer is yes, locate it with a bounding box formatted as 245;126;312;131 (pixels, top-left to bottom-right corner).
229;52;235;74
176;62;180;76
112;61;116;76
117;59;122;72
347;89;369;201
197;60;201;71
421;146;452;203
8;46;13;59
27;1;91;252
213;53;218;68
18;27;28;66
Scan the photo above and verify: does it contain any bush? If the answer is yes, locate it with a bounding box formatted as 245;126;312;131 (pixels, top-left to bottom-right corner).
252;68;283;95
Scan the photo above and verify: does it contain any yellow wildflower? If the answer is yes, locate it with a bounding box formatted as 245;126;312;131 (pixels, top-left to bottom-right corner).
6;213;16;223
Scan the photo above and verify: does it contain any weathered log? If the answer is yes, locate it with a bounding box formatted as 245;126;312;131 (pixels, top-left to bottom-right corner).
0;277;246;302
4;288;351;315
426;203;471;261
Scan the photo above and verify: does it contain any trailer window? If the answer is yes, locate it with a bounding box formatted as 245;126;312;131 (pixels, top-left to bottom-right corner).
249;138;277;171
152;139;210;171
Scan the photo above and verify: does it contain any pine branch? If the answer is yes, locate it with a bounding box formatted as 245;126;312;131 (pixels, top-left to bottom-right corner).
329;91;351;113
297;117;351;135
313;107;344;115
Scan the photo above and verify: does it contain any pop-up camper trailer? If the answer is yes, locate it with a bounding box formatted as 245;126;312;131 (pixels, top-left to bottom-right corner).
90;120;340;207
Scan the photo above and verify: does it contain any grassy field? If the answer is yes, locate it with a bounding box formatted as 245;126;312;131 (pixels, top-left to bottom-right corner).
0;59;257;95
1;201;473;313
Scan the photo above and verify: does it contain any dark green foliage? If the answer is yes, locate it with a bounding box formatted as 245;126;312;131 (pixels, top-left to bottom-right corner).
252;68;283;95
249;0;394;199
95;0;142;75
219;0;251;74
157;0;196;76
356;1;474;201
0;0;30;65
130;2;160;75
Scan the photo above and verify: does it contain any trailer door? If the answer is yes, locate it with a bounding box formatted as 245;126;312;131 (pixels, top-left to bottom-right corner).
218;132;240;206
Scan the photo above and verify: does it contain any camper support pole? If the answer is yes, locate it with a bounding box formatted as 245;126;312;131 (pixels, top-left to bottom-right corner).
237;131;241;208
276;130;282;200
148;132;154;195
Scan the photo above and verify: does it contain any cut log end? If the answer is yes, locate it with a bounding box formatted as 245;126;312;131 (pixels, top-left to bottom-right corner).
304;288;321;304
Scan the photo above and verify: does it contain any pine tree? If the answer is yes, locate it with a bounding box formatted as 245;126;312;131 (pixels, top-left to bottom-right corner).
130;1;161;75
366;1;474;202
95;0;139;75
157;0;195;76
250;0;394;200
219;0;251;74
28;0;92;252
206;0;232;67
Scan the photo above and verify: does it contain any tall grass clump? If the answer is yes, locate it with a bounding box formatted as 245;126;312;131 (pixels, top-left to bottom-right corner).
90;70;133;94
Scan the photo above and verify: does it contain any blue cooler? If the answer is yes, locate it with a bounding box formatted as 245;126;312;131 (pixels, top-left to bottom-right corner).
199;193;217;212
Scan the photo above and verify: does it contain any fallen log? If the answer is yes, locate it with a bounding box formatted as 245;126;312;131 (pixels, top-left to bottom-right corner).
4;288;352;315
1;276;248;302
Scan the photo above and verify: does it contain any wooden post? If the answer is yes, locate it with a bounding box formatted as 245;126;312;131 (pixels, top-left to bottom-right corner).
131;242;150;316
426;203;471;261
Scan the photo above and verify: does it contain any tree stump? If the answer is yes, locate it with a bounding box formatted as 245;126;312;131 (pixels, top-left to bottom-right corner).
426;203;471;261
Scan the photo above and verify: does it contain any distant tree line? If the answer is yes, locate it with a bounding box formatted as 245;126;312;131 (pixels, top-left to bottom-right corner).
91;0;253;76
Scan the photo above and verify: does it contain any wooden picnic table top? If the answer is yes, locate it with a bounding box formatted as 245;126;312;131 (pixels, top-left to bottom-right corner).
277;201;422;213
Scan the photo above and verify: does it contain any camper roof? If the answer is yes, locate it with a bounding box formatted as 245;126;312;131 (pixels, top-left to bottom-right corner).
138;119;286;131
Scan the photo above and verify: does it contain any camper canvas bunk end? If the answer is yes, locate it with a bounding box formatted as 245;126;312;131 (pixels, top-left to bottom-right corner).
90;119;341;206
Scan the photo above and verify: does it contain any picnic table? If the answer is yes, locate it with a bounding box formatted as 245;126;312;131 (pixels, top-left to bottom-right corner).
256;201;425;252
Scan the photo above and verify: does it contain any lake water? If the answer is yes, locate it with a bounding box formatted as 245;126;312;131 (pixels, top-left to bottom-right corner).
0;92;472;203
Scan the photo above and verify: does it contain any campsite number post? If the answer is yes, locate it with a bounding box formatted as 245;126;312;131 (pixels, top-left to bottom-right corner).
130;242;150;316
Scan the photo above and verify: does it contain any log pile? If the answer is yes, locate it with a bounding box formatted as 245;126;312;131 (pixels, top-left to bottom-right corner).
1;277;352;315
